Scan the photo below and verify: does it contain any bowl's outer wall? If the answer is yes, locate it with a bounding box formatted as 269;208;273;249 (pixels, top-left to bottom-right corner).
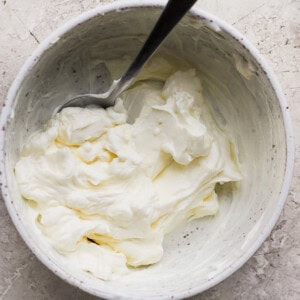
0;1;294;299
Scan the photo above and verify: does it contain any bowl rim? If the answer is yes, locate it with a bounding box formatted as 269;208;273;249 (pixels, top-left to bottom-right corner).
0;0;294;299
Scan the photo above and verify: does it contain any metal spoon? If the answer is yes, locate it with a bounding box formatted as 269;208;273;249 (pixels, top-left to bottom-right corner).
58;0;197;112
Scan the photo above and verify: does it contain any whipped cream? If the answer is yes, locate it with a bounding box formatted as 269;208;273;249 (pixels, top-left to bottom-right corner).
15;68;242;280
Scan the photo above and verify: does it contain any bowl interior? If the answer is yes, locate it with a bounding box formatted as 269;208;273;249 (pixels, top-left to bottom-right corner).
3;5;287;299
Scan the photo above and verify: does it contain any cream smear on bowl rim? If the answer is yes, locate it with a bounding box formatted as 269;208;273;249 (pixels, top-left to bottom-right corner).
0;1;293;299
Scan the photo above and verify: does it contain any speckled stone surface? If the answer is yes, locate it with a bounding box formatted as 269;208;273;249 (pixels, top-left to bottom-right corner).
0;0;299;299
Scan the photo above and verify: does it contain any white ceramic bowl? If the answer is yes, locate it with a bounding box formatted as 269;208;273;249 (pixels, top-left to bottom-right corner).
0;1;294;299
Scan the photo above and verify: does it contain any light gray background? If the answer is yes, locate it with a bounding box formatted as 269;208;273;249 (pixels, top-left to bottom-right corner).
0;0;299;299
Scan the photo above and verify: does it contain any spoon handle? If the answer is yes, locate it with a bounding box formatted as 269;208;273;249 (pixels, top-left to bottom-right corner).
110;0;197;100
